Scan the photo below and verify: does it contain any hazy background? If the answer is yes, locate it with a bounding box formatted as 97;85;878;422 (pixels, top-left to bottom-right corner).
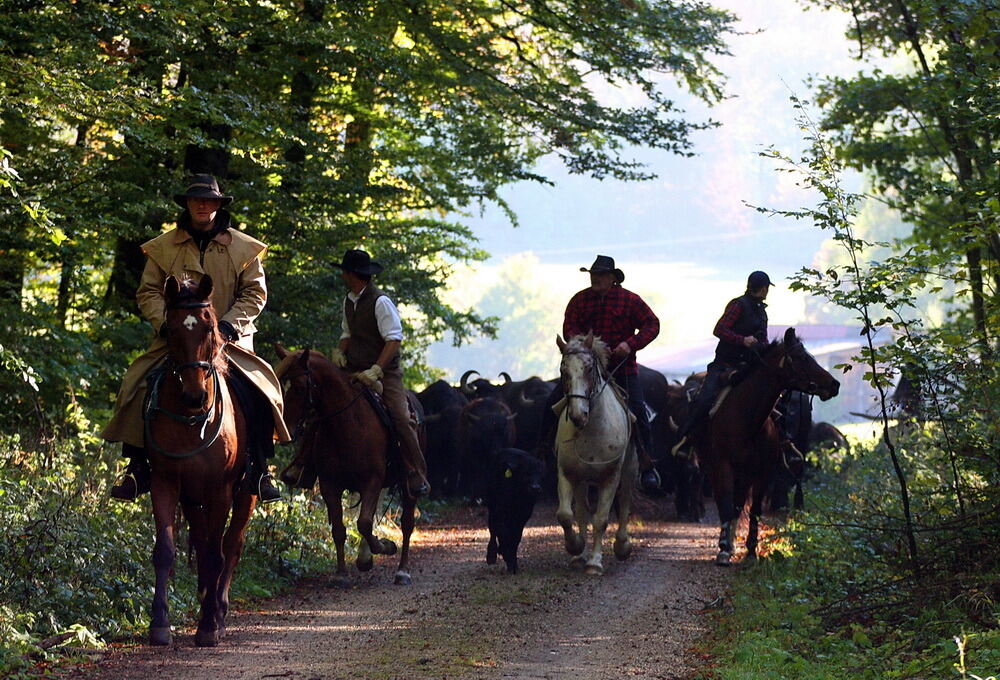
427;1;897;390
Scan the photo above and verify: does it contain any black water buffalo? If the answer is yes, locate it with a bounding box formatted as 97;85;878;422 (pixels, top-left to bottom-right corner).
497;374;557;453
457;396;517;501
485;447;545;574
416;379;468;498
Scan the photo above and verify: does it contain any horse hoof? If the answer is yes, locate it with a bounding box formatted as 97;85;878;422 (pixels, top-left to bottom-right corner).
715;551;732;567
379;539;398;556
394;571;412;586
149;627;172;646
614;539;633;561
744;552;758;563
565;537;585;557
194;629;219;647
356;557;374;573
584;563;604;576
486;545;498;565
569;556;586;570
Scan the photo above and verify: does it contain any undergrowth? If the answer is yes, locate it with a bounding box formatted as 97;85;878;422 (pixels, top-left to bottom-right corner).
697;432;1000;680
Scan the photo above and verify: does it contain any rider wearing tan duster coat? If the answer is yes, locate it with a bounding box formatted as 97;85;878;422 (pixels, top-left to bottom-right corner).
103;175;290;501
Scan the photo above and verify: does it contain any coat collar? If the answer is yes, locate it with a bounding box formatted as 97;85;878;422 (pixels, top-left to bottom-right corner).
173;227;233;246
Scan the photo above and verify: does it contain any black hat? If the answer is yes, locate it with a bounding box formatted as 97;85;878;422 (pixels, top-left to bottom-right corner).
333;249;384;276
747;270;774;289
580;255;625;284
173;174;234;208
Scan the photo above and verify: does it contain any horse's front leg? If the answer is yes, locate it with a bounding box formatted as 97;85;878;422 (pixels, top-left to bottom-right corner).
745;480;765;562
355;481;393;573
194;499;228;647
585;472;621;576
614;448;637;562
394;494;416;585
150;483;179;646
710;456;738;566
319;478;349;578
555;468;584;558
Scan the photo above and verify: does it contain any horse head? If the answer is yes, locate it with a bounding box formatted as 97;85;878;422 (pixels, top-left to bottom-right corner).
163;275;225;411
772;328;840;401
556;332;609;428
274;346;315;442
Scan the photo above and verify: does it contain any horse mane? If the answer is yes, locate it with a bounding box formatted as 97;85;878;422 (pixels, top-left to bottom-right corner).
171;279;228;376
565;334;610;369
274;348;329;379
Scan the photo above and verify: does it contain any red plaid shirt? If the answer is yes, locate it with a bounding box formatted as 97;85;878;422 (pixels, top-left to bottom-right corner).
563;285;659;375
713;298;746;346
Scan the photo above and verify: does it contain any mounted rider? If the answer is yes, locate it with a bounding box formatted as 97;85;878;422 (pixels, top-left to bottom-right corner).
672;270;773;452
103;175;290;502
282;249;431;498
536;255;662;492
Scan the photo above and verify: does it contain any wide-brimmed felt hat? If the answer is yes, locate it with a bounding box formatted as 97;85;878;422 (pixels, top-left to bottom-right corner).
333;249;384;277
173;174;234;208
747;270;774;289
580;255;625;284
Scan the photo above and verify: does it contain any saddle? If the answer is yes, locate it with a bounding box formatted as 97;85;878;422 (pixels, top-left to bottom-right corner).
359;387;422;489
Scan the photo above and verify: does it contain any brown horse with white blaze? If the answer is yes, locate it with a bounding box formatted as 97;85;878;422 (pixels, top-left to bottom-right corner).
274;347;418;585
695;328;839;566
147;275;255;647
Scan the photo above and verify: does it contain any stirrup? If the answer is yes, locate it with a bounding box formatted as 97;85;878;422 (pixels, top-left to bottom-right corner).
257;474;282;504
670;435;689;457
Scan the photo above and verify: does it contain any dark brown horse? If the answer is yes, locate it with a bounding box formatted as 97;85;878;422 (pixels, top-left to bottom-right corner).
274;347;418;585
694;328;839;566
147;276;255;646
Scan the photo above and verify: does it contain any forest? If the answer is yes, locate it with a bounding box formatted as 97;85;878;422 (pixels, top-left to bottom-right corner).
1;0;999;678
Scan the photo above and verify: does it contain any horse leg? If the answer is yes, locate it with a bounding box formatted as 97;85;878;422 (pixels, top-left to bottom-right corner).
570;482;591;568
194;499;228;647
355;482;387;573
746;479;766;562
217;491;256;636
585;475;620;576
394;494;416;586
555;470;584;558
732;474;751;564
319;479;349;579
712;460;738;567
150;484;179;646
614;451;636;562
486;505;499;565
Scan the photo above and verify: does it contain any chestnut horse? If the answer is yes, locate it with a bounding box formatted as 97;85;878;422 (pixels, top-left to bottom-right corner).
146;276;255;646
274;347;418;585
694;328;839;566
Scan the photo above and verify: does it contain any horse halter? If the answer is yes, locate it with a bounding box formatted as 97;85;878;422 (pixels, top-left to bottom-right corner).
561;347;609;404
284;360;317;444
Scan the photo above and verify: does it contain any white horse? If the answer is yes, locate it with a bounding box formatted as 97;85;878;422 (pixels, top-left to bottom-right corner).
554;333;637;575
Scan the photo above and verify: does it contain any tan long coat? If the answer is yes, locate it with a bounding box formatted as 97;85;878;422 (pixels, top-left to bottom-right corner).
102;225;291;447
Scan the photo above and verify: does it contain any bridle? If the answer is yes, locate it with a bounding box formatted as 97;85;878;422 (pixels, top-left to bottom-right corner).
282;354;364;443
561;347;625;406
144;299;225;459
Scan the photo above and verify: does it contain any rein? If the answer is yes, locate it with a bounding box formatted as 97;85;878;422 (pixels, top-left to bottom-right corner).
144;361;225;459
285;359;365;443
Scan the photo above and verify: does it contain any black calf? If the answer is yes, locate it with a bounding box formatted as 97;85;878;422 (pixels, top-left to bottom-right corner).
485;448;545;574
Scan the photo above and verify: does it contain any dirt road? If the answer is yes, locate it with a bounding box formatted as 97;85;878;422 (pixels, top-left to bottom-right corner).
76;500;725;680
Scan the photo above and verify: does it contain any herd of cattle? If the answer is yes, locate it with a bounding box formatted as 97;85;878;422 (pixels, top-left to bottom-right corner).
413;366;849;572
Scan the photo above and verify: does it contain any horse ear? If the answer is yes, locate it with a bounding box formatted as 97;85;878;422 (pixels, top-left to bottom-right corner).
556;335;567;352
784;327;797;346
197;274;214;300
274;343;289;359
300;348;311;367
164;276;180;300
584;331;594;348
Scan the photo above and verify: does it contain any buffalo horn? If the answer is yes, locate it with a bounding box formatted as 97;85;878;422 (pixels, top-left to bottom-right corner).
499;371;512;384
459;370;480;396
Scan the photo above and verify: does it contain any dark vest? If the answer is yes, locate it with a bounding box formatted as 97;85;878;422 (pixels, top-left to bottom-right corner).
344;284;400;372
713;294;768;364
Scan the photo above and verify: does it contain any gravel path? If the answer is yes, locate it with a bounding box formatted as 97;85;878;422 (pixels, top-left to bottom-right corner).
74;498;726;680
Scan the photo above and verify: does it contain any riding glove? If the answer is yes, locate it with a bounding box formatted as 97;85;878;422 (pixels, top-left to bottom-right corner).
355;364;384;395
330;348;348;368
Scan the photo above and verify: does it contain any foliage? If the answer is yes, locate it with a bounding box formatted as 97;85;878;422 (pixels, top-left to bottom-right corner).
0;437;393;677
800;0;1000;348
697;441;1000;679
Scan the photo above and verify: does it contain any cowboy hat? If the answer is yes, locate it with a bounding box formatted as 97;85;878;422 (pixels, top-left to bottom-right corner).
173;174;234;208
333;249;384;276
580;254;625;284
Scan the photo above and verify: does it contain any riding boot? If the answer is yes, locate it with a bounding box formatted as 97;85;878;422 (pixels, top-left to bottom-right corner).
635;438;661;492
110;443;151;501
242;446;282;503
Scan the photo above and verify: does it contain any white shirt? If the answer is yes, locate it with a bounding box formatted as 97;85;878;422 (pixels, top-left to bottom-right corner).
340;287;404;342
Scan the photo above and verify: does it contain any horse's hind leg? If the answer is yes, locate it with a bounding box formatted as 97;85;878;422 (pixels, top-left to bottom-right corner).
319;479;349;579
194;499;228;647
218;491;256;635
355;482;390;573
394;495;416;586
555;471;584;558
614;465;636;562
150;485;180;646
746;481;765;562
